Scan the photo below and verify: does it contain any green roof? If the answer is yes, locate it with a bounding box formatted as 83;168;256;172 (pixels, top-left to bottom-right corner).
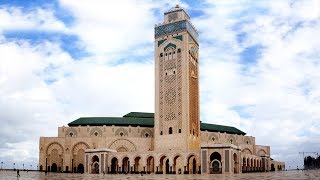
123;112;154;118
68;112;246;135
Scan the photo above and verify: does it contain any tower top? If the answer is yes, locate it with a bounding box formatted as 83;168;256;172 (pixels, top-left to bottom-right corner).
154;5;198;43
163;5;190;23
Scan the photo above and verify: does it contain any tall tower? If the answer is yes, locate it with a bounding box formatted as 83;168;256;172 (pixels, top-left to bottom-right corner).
154;5;200;151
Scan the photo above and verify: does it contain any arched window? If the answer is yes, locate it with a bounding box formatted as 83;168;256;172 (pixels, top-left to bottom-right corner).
160;53;163;57
178;48;181;53
169;127;173;134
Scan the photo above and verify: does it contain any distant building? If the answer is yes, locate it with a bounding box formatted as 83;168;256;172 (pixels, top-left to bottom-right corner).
39;5;284;174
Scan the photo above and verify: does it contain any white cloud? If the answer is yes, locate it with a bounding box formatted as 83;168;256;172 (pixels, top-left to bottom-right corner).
0;6;68;33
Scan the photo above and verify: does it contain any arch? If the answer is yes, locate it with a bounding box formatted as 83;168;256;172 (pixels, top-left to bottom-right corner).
169;127;173;134
208;133;219;142
146;156;154;173
65;128;78;137
211;160;221;174
227;135;236;144
51;163;57;172
115;127;128;137
92;155;99;174
122;157;130;173
109;139;136;152
271;163;275;171
187;154;198;174
140;128;153;138
72;142;90;155
116;146;128;152
134;156;142;173
46;142;64;155
210;152;222;174
90;127;102;137
110;157;118;174
159;155;168;174
257;149;267;156
233;153;239;173
72;142;90;173
244;137;252;144
164;43;176;52
210;152;221;162
242;157;247;172
242;148;253;155
77;164;84;173
173;155;183;174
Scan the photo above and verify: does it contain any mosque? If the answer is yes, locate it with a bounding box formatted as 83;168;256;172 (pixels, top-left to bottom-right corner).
39;5;285;174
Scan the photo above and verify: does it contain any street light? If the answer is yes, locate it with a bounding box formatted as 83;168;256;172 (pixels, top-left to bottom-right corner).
13;163;15;170
1;162;3;170
30;165;32;171
23;164;24;170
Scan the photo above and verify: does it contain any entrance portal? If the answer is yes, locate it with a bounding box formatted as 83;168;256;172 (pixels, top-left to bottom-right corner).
51;163;57;172
77;164;84;173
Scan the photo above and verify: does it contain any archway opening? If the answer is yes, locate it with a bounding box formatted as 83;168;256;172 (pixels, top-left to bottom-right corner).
134;156;142;173
122;157;130;174
165;159;170;174
51;163;57;172
242;157;246;173
271;163;275;171
233;153;238;173
111;157;118;174
146;156;154;174
77;163;84;173
92;155;99;174
159;156;167;174
173;155;183;174
210;152;221;174
187;155;197;174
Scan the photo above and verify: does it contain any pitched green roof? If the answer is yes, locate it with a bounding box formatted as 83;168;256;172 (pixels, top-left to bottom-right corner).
68;112;246;135
200;122;245;135
123;112;154;118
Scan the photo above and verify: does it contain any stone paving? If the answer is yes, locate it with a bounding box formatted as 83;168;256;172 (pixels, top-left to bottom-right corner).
0;170;320;180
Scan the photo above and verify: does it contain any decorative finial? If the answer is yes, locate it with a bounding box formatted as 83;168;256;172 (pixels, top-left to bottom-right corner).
175;5;180;9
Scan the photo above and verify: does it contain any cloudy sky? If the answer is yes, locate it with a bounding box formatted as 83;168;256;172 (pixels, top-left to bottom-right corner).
1;0;320;170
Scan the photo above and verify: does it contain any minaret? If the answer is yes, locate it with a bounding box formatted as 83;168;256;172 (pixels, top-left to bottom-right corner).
154;5;200;151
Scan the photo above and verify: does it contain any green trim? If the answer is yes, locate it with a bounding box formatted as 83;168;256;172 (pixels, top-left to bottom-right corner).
173;35;183;41
68;112;246;135
158;39;166;47
123;112;154;118
164;43;176;51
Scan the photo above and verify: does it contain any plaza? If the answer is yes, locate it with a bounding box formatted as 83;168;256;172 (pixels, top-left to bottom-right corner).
0;170;320;180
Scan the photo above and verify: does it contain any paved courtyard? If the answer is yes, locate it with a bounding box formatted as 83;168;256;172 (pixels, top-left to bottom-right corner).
0;170;320;180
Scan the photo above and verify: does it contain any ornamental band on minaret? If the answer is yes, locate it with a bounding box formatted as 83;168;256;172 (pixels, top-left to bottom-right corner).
38;5;284;175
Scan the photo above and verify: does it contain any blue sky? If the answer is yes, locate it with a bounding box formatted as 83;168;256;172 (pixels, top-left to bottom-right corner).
0;0;320;170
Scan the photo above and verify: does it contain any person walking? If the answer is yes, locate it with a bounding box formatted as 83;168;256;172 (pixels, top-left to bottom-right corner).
17;169;20;177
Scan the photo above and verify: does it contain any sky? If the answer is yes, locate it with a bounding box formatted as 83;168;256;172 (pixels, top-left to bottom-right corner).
0;0;320;170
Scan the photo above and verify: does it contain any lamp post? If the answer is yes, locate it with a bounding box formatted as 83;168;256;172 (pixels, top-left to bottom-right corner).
1;162;3;170
30;165;32;171
23;164;24;170
13;163;15;170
